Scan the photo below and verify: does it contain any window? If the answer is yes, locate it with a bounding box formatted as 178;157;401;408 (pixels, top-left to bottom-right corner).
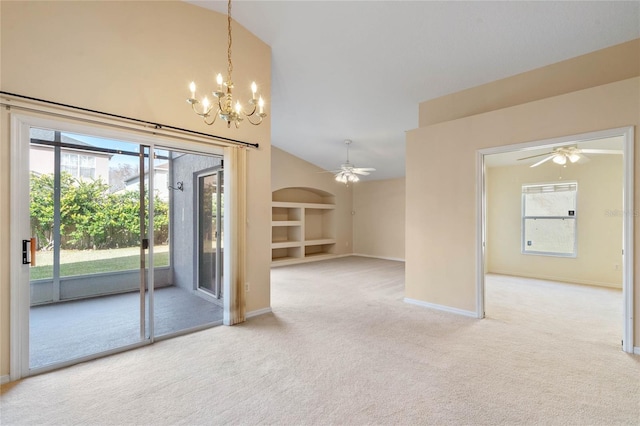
522;182;577;257
61;152;95;179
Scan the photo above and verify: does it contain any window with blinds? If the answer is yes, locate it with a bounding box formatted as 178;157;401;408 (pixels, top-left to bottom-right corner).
522;182;577;257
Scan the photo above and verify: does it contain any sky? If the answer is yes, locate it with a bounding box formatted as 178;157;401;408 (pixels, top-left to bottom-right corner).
65;133;168;168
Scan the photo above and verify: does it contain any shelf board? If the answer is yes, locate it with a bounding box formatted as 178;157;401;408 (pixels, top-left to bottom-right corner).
272;220;302;227
272;201;335;210
304;238;336;246
271;256;302;264
271;241;302;249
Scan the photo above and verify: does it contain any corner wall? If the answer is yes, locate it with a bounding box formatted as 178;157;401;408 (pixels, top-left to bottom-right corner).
353;178;405;260
0;0;272;377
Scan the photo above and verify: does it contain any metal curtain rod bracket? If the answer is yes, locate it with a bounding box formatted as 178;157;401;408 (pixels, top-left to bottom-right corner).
0;91;259;149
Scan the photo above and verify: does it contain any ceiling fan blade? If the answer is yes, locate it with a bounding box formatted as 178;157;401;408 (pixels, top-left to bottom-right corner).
576;154;591;164
353;167;376;172
530;154;556;168
353;170;370;176
579;149;623;155
517;151;554;161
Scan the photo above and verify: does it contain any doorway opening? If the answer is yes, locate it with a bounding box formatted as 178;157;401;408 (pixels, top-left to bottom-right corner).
477;127;634;353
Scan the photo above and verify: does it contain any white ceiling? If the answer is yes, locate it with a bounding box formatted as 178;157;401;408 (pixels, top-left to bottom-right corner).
188;1;640;181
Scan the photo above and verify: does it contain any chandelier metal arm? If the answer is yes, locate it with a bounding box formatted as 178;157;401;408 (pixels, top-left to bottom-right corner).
246;113;264;126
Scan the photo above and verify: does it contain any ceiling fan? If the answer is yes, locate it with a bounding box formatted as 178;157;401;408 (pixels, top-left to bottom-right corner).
330;140;376;184
518;145;622;168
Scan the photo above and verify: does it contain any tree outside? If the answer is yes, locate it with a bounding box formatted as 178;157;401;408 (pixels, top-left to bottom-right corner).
30;172;170;278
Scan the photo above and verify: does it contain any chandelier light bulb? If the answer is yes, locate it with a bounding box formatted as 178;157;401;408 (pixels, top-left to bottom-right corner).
258;96;264;114
189;81;196;99
235;100;242;114
251;82;257;99
216;73;223;90
202;97;210;111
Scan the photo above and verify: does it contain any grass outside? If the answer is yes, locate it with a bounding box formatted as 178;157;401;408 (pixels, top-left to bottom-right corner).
30;245;170;280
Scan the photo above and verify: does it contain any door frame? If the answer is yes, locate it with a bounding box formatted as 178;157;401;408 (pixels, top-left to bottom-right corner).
9;112;229;380
476;126;634;353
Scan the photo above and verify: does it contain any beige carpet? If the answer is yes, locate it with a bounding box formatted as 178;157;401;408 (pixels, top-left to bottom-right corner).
1;256;639;425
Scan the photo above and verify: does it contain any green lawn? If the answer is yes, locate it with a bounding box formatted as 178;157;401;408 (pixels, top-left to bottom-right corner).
30;252;169;280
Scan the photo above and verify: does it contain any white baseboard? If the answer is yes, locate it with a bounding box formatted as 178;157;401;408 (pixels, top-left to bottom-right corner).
246;307;272;319
634;347;640;355
352;253;405;262
1;375;10;385
404;297;477;318
487;271;622;289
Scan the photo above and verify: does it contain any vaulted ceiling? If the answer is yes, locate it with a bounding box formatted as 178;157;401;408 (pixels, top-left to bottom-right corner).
189;1;640;180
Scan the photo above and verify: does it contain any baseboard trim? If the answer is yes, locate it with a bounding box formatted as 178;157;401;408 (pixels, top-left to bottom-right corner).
404;298;477;318
1;375;10;385
634;347;640;355
487;271;622;289
246;307;272;319
352;253;405;262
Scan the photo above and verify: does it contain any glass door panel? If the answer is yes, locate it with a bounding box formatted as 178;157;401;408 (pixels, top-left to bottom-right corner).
198;172;223;297
152;148;224;338
28;128;148;369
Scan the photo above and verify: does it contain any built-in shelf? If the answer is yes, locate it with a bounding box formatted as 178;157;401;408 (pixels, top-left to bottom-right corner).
305;238;336;246
271;188;337;266
271;241;302;249
272;220;302;227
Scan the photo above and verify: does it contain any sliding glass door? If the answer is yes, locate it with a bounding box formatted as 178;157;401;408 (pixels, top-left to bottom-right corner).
28;128;150;369
21;123;226;374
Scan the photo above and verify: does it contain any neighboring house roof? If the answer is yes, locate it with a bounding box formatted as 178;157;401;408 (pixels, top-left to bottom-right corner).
30;130;113;160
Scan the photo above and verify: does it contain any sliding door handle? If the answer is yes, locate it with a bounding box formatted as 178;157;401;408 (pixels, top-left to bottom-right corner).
22;238;36;265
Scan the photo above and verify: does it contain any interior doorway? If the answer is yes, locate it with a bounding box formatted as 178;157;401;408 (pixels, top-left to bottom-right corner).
477;127;634;353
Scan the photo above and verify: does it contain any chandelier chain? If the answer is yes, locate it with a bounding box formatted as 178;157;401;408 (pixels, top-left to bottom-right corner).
227;0;233;83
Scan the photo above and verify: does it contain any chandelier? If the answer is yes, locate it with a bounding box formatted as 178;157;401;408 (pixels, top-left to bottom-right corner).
186;0;266;128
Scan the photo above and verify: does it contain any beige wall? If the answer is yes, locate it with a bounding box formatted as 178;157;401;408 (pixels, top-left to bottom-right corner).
271;147;353;254
353;178;405;260
406;76;639;329
0;1;272;376
487;157;623;288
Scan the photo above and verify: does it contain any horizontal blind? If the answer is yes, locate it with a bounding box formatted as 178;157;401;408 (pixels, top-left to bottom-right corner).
522;182;577;194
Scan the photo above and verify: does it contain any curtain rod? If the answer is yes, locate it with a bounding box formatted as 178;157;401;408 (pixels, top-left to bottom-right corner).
0;91;260;149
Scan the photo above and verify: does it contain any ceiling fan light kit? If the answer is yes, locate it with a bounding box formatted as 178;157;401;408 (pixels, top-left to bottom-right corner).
332;140;375;185
519;145;623;168
186;0;267;128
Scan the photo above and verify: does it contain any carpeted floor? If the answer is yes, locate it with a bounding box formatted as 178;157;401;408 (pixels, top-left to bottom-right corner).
1;256;639;425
